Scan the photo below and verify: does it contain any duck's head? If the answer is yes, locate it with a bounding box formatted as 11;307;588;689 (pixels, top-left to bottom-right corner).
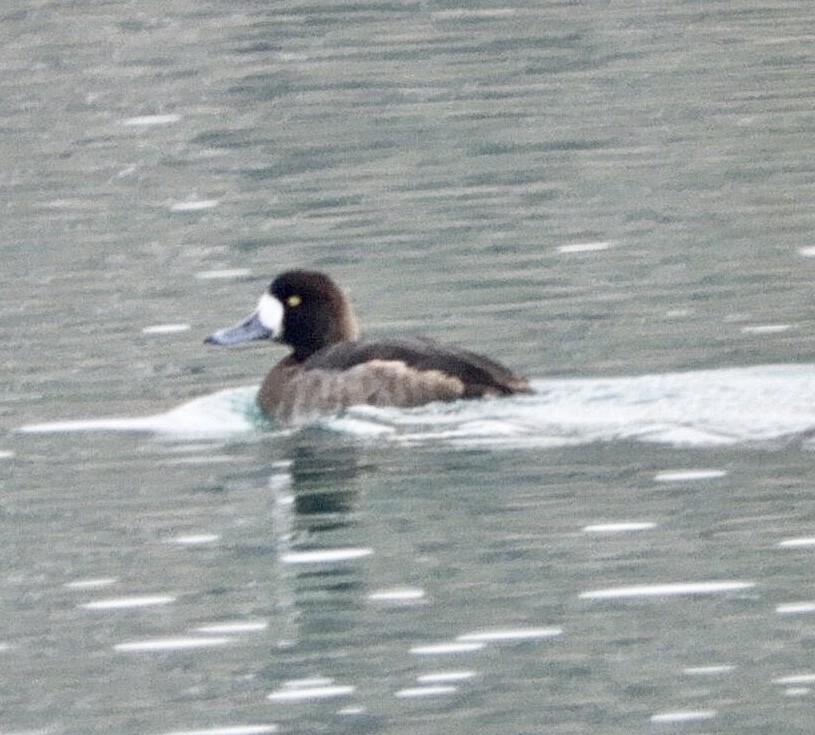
205;270;360;361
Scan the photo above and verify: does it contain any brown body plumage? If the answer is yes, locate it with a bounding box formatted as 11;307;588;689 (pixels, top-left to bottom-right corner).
206;270;531;424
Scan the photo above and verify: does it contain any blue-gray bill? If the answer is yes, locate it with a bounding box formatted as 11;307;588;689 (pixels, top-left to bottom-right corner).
204;312;273;346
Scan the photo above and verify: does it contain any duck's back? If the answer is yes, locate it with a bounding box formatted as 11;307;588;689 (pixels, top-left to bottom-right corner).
304;338;529;396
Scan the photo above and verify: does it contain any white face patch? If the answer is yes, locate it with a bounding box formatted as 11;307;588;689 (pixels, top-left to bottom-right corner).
256;292;284;335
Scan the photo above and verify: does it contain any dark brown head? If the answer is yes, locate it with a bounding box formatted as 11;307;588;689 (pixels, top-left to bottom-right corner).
205;270;360;361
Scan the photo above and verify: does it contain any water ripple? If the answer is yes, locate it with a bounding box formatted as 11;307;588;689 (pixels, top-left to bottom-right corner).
19;364;815;450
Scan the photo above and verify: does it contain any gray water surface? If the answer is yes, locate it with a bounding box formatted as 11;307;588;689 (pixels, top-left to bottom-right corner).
3;1;815;733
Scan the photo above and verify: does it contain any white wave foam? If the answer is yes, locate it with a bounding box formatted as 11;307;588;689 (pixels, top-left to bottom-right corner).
16;364;815;449
347;364;815;449
19;387;262;439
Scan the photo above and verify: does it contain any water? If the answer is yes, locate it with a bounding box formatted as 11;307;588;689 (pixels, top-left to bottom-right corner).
3;0;815;733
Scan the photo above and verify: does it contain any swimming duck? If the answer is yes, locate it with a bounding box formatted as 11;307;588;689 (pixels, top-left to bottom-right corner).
205;270;531;423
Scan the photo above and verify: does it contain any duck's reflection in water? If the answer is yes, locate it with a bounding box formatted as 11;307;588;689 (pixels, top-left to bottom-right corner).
283;433;366;528
263;433;381;714
269;432;372;623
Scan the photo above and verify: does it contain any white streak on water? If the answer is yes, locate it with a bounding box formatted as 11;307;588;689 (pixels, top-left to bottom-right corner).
774;673;815;685
683;665;735;676
740;324;793;335
580;581;755;600
778;537;815;549
121;113;181;126
267;678;355;702
168;534;221;546
457;627;562;642
776;602;815;614
654;469;728;482
583;522;657;533
81;595;176;610
195;269;253;280
368;587;426;602
142;323;191;335
558;241;614;253
280;548;372;564
170;200;219;212
65;578;117;589
410;642;485;655
650;710;716;723
114;637;232;652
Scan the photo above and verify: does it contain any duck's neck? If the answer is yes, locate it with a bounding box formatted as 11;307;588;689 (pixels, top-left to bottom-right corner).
290;302;359;362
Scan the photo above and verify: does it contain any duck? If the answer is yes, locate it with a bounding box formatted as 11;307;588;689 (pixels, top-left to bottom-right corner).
205;269;531;424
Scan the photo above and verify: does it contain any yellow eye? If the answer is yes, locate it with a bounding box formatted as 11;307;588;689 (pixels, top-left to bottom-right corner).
286;294;302;308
